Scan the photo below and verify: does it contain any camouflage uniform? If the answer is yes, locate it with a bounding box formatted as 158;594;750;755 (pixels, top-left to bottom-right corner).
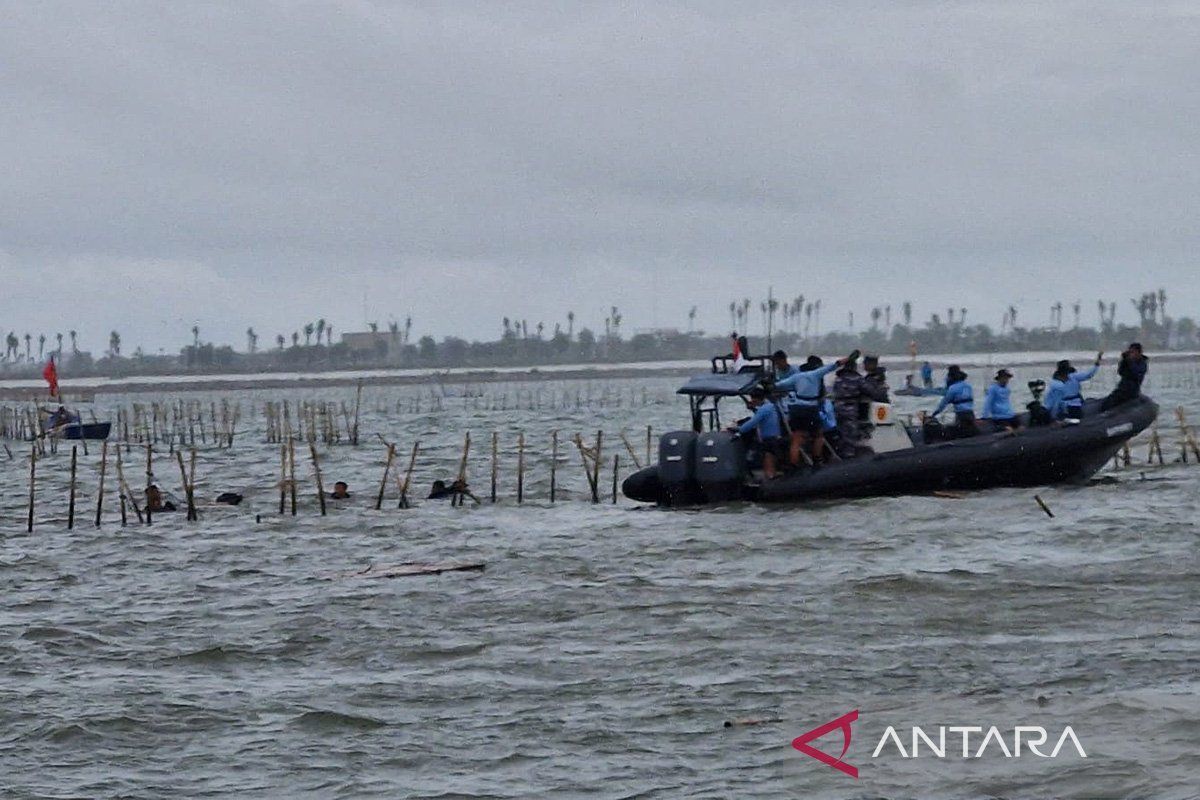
859;366;890;438
832;367;867;457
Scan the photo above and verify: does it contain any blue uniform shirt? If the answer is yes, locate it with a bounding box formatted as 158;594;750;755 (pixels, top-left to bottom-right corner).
920;363;933;383
775;362;840;407
775;364;799;381
933;380;973;415
819;398;837;431
1045;365;1098;418
981;382;1014;419
737;402;783;439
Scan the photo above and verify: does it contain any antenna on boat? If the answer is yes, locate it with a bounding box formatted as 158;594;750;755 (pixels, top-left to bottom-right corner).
766;285;774;359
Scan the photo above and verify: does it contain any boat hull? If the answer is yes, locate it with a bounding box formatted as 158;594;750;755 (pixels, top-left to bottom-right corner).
623;396;1157;505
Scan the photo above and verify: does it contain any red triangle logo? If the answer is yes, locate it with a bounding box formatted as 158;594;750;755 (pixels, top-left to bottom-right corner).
791;709;859;778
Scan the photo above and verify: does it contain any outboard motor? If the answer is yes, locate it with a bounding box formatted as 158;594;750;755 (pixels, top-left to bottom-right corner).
694;431;748;502
658;431;702;505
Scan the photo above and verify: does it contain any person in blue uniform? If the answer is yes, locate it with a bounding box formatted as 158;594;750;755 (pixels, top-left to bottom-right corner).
771;350;799;381
980;368;1018;431
1101;343;1148;410
1044;353;1102;420
775;354;849;466
931;365;976;437
920;361;934;389
728;387;785;478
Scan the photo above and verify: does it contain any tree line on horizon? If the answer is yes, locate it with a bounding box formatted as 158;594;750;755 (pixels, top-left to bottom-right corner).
1;290;1193;376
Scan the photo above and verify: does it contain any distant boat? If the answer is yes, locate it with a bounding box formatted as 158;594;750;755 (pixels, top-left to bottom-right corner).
895;384;946;397
38;409;112;440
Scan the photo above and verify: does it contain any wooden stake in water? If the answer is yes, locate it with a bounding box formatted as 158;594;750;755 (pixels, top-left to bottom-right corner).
549;430;558;503
67;445;78;529
376;442;395;510
646;425;652;466
611;453;619;504
620;431;642;469
95;441;108;527
278;444;287;514
310;443;327;516
517;431;525;504
490;431;499;503
399;441;420;509
26;444;36;533
288;438;298;515
175;450;195;521
591;430;603;504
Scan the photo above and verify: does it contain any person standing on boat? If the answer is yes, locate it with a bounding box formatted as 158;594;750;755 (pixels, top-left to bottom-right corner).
920;361;934;389
728;387;785;478
832;357;871;457
931;365;976;437
862;355;890;404
1045;353;1102;420
1101;344;1148;411
772;350;799;381
981;368;1019;431
774;355;846;466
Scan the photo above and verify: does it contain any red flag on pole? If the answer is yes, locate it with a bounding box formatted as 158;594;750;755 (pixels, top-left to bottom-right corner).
43;356;59;398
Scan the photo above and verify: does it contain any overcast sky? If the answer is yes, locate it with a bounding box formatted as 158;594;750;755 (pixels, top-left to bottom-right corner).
2;2;1198;354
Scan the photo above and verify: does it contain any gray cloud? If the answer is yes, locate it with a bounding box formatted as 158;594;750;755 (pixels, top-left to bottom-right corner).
2;2;1198;352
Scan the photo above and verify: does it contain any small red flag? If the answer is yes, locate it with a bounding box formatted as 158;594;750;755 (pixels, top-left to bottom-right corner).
43;357;59;398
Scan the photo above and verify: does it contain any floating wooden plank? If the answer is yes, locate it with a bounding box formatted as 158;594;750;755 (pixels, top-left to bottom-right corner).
328;562;486;580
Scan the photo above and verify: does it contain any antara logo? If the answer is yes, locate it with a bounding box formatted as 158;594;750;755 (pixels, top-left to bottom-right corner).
792;711;1087;779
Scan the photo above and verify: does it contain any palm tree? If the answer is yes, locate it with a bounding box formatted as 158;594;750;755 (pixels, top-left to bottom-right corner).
687;306;697;333
368;321;379;333
1071;301;1081;330
902;301;912;327
276;334;286;351
536;321;545;339
316;318;326;345
55;332;63;355
1157;288;1167;323
326;323;334;345
729;301;737;331
567;311;575;340
247;327;257;353
946;308;955;326
109;330;121;357
23;333;32;361
610;307;622;339
884;304;892;329
291;331;300;347
37;334;46;360
870;307;882;330
959;307;967;327
191;325;200;348
1007;305;1018;330
69;330;78;353
303;323;315;346
403;316;412;344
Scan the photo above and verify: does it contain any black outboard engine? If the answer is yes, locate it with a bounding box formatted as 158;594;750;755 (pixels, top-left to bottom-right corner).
1026;379;1052;426
658;431;702;506
694;431;748;502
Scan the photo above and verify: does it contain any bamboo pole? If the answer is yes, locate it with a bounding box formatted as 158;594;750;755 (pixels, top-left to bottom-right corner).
375;443;395;510
95;441;108;527
279;444;287;514
175;450;196;521
591;430;603;503
352;381;363;445
517;431;525;504
549;430;558;503
611;453;619;504
115;446;142;523
144;444;153;526
288;438;298;515
490;431;499;503
399;441;420;509
26;444;36;532
310;443;327;516
646;424;653;466
620;432;643;469
67;445;78;529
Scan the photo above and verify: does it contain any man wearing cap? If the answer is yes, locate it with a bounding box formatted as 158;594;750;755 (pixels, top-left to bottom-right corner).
931;365;976;436
771;350;799;381
1101;343;1148;410
728;386;785;478
1045;352;1103;420
775;354;849;465
981;368;1019;431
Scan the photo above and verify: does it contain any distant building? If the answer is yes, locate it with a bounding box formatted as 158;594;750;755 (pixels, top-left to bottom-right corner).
341;331;400;354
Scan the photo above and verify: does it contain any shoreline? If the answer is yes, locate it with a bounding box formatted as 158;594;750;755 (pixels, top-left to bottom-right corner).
0;350;1195;399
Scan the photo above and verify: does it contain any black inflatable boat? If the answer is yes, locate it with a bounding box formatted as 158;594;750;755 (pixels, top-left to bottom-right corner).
622;358;1157;506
